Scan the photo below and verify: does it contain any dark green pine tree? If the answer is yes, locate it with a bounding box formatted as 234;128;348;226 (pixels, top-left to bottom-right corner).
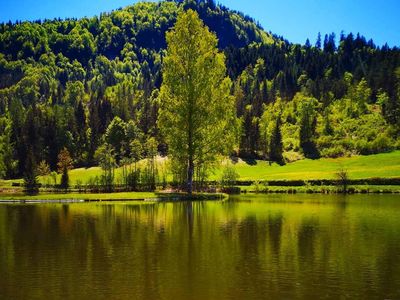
383;71;400;127
23;149;39;195
269;116;284;165
322;111;334;136
60;166;69;191
74;100;87;161
316;32;322;49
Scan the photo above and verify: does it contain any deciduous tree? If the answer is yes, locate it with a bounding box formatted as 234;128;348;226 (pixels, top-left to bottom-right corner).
159;10;238;194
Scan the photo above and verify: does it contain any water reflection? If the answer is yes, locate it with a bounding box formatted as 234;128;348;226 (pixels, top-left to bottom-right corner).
0;194;400;299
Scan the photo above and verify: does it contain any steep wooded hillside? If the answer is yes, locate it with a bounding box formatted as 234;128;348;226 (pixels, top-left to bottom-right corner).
0;0;399;179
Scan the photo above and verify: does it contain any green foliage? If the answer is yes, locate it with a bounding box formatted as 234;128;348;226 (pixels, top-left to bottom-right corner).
0;116;16;178
0;156;4;179
318;100;393;156
221;162;240;187
159;10;238;193
64;81;85;105
50;171;57;185
143;137;158;190
270;116;284;164
380;69;400;127
105;116;127;162
23;150;39;195
129;139;143;164
296;93;319;158
344;78;371;116
335;168;349;193
0;0;399;182
94;143;116;191
37;160;50;177
259;101;284;164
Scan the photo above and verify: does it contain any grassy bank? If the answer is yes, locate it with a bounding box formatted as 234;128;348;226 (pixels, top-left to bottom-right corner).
0;191;226;202
0;192;158;201
239;184;400;194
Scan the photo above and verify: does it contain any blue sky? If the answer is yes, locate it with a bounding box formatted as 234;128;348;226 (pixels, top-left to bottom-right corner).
0;0;399;47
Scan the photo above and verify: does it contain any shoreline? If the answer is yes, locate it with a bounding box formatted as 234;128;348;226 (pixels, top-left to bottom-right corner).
239;184;400;194
1;187;400;203
0;191;227;203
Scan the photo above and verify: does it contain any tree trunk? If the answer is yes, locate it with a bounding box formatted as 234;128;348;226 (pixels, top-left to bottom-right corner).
187;159;194;195
187;99;194;194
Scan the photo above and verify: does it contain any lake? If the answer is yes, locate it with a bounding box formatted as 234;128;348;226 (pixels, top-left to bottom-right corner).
0;194;400;299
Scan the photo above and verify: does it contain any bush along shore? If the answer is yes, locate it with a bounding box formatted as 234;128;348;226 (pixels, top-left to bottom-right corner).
238;178;400;193
1;178;400;200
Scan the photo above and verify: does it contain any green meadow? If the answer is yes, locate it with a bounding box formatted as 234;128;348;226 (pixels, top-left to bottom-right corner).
213;151;400;181
67;151;400;184
1;151;398;188
1;151;399;192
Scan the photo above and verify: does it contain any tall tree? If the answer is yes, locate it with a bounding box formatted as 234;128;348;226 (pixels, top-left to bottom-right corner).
316;32;322;49
104;116;127;163
60;166;69;190
94;143;116;192
57;148;73;189
159;10;237;194
0;116;16;178
269;116;284;165
297;94;319;158
23;149;39;195
144;137;158;191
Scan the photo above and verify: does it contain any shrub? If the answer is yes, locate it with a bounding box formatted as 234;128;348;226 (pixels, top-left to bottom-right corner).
283;151;303;162
24;174;39;195
355;139;370;155
341;138;355;151
282;137;299;152
347;187;355;194
221;163;239;188
126;169;141;190
221;186;241;194
320;145;346;158
316;135;333;149
370;135;393;153
335;168;349;193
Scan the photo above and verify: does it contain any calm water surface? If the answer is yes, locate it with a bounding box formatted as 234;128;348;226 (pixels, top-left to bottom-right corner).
1;194;400;299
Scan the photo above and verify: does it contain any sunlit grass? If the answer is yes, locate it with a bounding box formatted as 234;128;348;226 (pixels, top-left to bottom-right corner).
1;151;399;189
211;151;400;181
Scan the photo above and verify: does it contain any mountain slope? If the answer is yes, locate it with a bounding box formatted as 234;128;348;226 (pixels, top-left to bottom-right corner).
0;0;399;180
0;0;274;65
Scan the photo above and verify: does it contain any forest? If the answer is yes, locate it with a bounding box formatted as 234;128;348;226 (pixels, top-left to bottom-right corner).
0;0;399;186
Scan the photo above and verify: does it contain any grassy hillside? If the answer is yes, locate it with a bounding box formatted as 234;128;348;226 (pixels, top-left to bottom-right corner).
62;151;400;184
213;151;400;181
1;151;398;189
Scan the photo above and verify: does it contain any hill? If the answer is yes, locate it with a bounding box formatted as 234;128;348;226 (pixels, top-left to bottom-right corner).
0;0;399;181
